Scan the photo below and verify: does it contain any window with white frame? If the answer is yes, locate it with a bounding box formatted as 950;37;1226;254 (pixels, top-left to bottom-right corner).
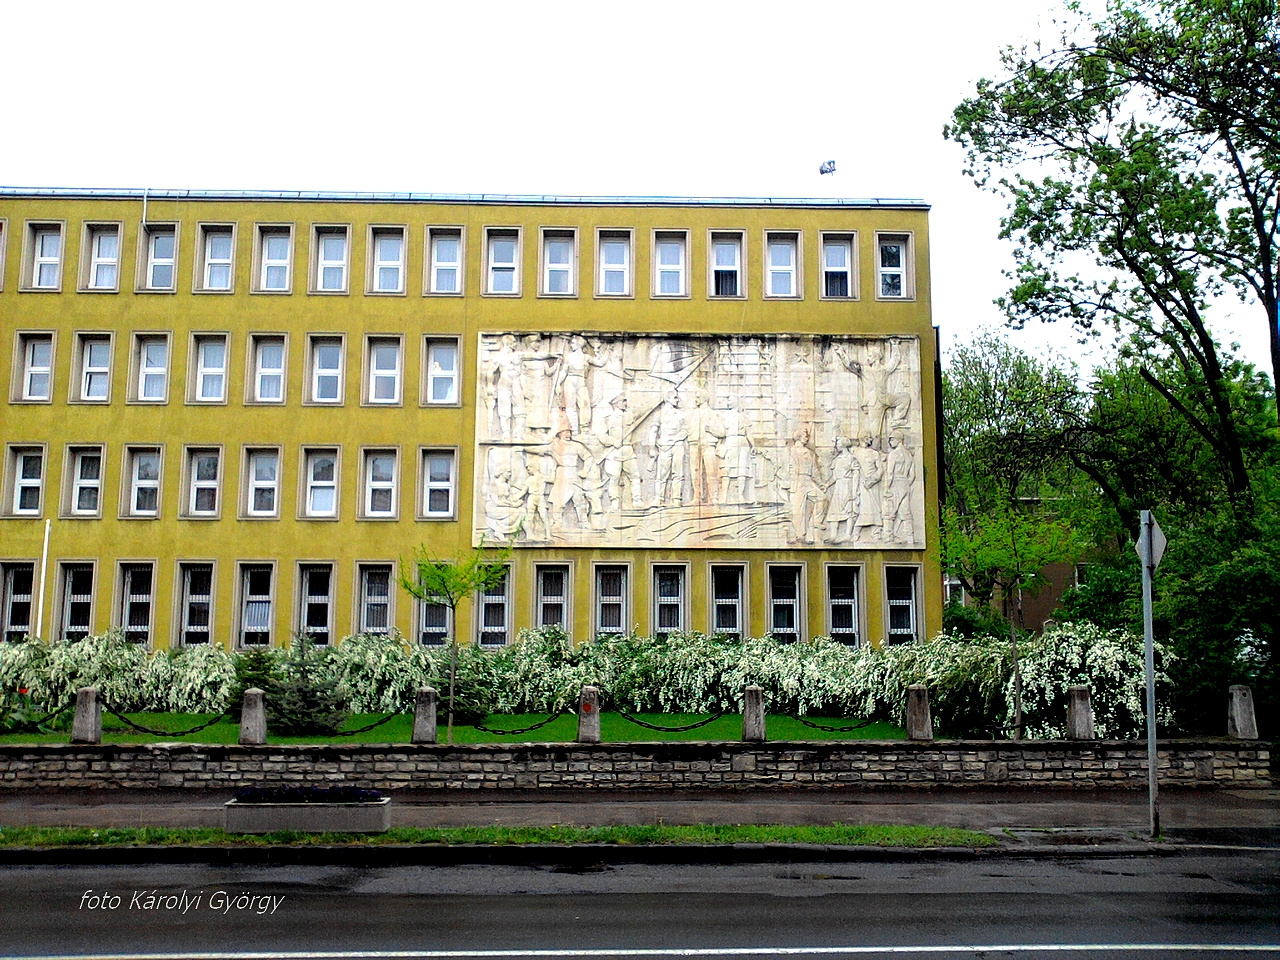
186;449;220;517
363;449;397;518
193;336;227;402
536;564;570;630
144;226;176;290
304;449;338;517
766;233;798;297
597;231;631;296
246;449;279;517
821;234;854;298
877;234;911;299
87;225;120;290
10;448;44;515
654;232;686;296
60;563;93;641
251;335;285;402
768;565;802;642
429;228;462;294
418;595;451;646
366;337;401;404
69;447;102;516
541;229;575;295
19;334;53;401
477;567;510;646
179;563;213;644
258;227;292;291
486;229;519;294
359;564;392;635
135;336;168;401
239;564;272;645
200;226;234;291
425;339;458;404
126;447;161;517
711;232;743;297
653;565;685;636
120;563;153;644
421;450;455;518
1;563;35;642
31;225;63;289
78;335;111;401
827;566;860;645
299;564;333;644
885;567;919;643
710;565;743;640
314;227;348;292
309;336;343;403
370;228;405;293
595;565;627;637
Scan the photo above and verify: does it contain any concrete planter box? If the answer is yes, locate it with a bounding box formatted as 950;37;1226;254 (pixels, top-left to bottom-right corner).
224;797;391;834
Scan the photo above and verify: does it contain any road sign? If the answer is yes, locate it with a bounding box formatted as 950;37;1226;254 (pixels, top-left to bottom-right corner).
1135;515;1166;570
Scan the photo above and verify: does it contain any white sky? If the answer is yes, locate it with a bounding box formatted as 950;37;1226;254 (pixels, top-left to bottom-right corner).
3;0;1269;372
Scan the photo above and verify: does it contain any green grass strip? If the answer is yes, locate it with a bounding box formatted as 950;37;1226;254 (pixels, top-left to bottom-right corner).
0;823;995;849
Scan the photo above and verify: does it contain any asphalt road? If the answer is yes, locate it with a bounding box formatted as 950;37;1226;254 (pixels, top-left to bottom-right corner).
2;853;1278;960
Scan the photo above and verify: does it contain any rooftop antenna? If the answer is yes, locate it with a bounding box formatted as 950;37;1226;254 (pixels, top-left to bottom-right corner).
818;160;837;176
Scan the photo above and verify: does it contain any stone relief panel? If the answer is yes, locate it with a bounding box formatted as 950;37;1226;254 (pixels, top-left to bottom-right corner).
473;333;925;549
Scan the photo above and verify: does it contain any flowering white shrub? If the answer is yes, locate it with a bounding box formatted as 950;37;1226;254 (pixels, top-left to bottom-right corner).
143;644;238;713
42;632;152;711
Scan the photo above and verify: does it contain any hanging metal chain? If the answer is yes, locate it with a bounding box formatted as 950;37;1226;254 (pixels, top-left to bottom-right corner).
101;703;233;737
785;713;878;733
472;712;571;736
3;698;75;732
613;708;728;732
329;712;407;737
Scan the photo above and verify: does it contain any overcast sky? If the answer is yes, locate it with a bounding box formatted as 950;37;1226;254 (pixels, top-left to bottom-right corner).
3;0;1268;371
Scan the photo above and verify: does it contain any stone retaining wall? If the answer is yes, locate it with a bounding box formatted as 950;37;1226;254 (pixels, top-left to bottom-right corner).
0;740;1268;791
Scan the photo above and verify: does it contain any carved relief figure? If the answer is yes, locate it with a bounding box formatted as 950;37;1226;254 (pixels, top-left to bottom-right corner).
655;392;691;506
854;435;885;541
824;436;860;543
883;433;916;542
554;335;601;434
782;428;825;544
491;334;526;440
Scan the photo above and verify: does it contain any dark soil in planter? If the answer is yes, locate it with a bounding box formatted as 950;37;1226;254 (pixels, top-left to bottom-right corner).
233;786;386;804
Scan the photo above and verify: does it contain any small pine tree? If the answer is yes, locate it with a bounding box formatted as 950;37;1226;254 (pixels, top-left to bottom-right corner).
267;636;350;736
228;647;281;720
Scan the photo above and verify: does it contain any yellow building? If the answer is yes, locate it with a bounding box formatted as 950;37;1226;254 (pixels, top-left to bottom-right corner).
0;189;941;652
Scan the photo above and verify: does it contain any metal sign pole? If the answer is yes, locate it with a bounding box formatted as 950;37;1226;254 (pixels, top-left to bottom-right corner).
1140;510;1159;839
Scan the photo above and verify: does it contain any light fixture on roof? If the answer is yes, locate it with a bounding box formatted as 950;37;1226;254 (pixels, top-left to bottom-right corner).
818;160;837;176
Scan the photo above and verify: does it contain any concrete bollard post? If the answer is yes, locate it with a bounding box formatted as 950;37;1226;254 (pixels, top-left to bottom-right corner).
1066;685;1095;740
906;684;933;741
577;685;601;743
1228;684;1259;740
69;687;102;744
742;685;766;742
412;687;438;744
239;688;267;745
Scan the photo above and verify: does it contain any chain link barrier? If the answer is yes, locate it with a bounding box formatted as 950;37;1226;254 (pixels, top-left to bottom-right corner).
471;711;572;736
612;708;728;732
785;713;878;733
329;712;407;737
2;698;76;733
101;703;234;737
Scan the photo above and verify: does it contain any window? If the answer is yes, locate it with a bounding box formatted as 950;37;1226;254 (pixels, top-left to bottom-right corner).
257;226;292;292
239;564;273;646
18;334;53;401
86;225;120;290
536;564;570;630
178;563;213;645
768;565;802;642
193;335;227;402
304;449;338;517
765;233;799;297
540;229;576;296
251;335;285;403
359;564;392;635
1;563;35;642
370;227;405;293
595;565;627;637
366;337;401;404
77;335;112;401
424;338;458;405
877;233;912;299
476;566;510;646
485;229;520;294
885;567;919;643
421;450;455;518
245;449;279;517
313;226;349;292
710;232;743;297
126;447;162;517
299;564;333;644
199;226;234;291
418;595;452;646
653;565;686;636
597;230;631;296
308;336;343;403
428;228;462;294
143;225;177;290
185;448;221;517
821;234;854;298
29;224;63;289
710;565;744;640
134;336;169;402
68;447;103;516
363;449;397;518
827;566;860;645
653;231;687;296
9;448;44;516
59;564;93;641
120;563;153;644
